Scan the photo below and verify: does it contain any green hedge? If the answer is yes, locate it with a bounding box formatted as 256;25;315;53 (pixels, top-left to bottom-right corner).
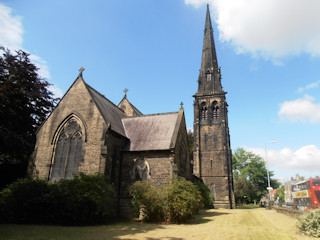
0;173;117;225
165;178;203;223
193;181;214;209
130;178;206;223
297;208;320;237
130;181;165;222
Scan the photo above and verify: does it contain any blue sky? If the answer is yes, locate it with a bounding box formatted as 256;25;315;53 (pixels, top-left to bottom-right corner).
1;0;320;182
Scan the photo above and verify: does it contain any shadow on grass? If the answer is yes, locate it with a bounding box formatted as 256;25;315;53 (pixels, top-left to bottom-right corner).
0;210;230;240
187;209;230;225
0;220;170;240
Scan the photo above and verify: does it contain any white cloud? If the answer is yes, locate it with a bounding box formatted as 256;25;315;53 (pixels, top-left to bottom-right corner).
245;145;320;173
0;3;23;50
185;0;320;62
0;3;52;80
298;80;320;93
29;54;51;79
48;85;63;99
185;0;209;8
278;95;320;123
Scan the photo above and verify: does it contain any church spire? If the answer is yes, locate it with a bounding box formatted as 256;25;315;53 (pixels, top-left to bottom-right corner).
197;4;222;93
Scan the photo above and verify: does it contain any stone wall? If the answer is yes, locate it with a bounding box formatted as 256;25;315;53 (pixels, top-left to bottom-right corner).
29;78;109;180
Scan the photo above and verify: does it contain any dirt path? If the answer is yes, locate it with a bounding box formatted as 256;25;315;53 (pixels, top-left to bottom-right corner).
0;208;314;240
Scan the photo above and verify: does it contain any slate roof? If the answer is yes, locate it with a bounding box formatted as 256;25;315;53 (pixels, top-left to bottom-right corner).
85;84;127;137
122;112;180;151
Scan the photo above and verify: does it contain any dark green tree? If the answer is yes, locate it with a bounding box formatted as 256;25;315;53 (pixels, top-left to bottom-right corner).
0;47;57;188
232;147;280;204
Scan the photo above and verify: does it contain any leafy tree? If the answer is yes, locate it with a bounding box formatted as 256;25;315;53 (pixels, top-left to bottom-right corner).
233;175;257;204
274;185;285;203
0;47;57;188
232;148;280;204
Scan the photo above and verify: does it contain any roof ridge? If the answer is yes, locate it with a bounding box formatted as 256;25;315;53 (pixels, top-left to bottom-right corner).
85;83;125;114
122;111;179;119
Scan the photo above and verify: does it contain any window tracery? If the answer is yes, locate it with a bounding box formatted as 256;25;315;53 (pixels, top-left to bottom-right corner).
212;101;219;119
200;102;208;120
50;118;83;181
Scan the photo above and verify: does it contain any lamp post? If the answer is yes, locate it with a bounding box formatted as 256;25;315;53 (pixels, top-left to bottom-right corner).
265;141;276;209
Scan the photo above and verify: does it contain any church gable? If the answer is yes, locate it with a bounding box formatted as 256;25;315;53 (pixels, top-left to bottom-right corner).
118;96;143;117
31;76;115;180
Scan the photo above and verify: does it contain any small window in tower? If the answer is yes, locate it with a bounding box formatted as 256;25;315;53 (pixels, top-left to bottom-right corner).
206;73;211;81
211;159;213;169
213;134;218;149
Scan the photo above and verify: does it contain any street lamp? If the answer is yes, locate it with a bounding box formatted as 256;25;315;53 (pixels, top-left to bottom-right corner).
265;141;276;206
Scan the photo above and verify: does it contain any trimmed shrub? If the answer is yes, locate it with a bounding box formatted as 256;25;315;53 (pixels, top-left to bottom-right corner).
56;173;118;225
165;178;203;223
0;173;118;225
130;181;165;222
0;178;58;223
130;178;204;223
193;181;214;208
297;208;320;237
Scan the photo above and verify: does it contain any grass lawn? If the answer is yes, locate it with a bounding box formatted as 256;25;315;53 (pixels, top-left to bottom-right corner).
0;208;314;240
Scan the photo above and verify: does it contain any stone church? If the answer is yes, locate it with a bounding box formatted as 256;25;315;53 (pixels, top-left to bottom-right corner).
29;5;234;209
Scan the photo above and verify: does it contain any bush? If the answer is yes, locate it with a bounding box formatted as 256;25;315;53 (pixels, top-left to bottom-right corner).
165;178;203;223
57;173;118;225
297;208;320;237
0;173;118;225
130;181;165;222
193;181;214;208
0;178;58;223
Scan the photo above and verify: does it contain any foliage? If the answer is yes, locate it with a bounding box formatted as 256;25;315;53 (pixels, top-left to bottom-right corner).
233;175;257;204
187;130;194;161
297;208;320;237
0;47;58;188
56;173;118;225
0;178;57;224
130;181;165;222
0;173;117;225
236;203;260;209
274;185;285;203
130;178;203;223
193;181;214;208
232;148;280;204
165;178;203;223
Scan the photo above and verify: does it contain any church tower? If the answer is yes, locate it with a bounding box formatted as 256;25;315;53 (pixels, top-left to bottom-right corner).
193;5;235;209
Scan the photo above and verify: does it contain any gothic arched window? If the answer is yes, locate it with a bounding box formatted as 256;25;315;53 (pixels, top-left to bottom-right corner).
200;102;208;120
50;119;83;181
212;101;219;119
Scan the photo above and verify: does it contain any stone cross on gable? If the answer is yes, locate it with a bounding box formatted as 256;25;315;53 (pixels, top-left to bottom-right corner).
180;102;184;109
124;88;128;97
79;67;85;76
